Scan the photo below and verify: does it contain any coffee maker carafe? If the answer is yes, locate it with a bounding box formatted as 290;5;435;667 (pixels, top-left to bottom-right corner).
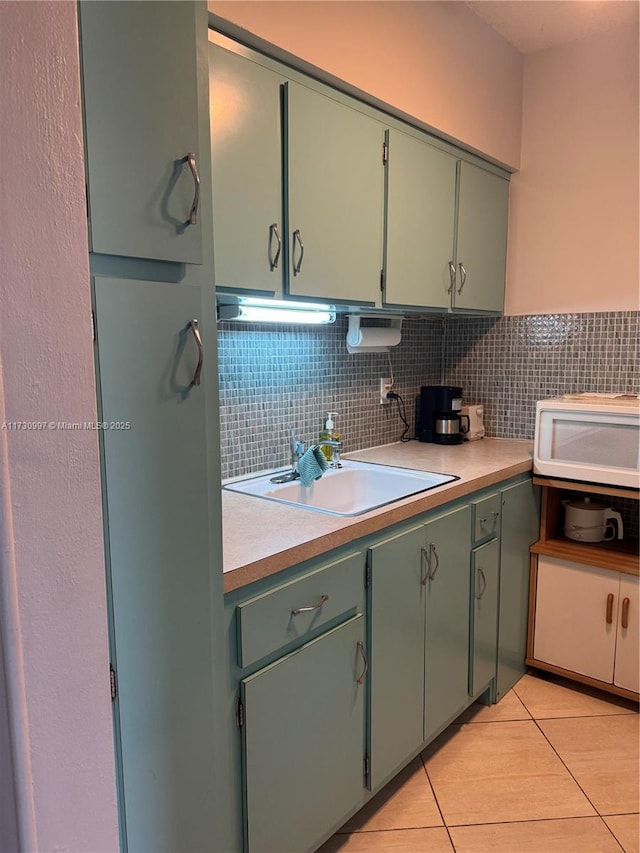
416;385;464;444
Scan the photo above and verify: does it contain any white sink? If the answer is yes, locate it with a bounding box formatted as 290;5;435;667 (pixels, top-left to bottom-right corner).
224;460;458;516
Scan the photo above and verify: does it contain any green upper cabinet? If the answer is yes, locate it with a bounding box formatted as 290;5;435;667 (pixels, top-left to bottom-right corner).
452;160;510;312
285;82;384;305
209;42;284;296
79;1;206;264
383;129;456;310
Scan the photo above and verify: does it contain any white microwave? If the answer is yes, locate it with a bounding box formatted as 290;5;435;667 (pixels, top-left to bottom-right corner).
534;395;640;489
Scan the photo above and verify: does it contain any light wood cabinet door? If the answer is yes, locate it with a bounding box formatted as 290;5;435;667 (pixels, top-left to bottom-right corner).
285;82;384;305
614;574;639;693
534;557;618;683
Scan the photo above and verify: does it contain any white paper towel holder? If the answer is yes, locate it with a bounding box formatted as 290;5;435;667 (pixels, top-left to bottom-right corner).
346;314;403;354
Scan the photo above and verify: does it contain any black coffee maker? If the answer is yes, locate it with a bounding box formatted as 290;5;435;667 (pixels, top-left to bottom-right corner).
416;385;464;445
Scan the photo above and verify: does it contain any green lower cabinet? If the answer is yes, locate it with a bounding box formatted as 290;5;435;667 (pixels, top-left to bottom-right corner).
469;538;500;696
368;526;426;790
495;480;541;699
424;505;472;741
241;615;366;853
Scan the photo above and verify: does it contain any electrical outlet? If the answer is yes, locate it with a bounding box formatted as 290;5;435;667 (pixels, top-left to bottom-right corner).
379;378;393;404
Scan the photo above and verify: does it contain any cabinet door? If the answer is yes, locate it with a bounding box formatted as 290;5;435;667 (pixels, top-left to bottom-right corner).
614;574;639;693
209;42;284;295
424;505;472;741
93;277;220;851
242;615;366;853
453;161;509;312
368;526;426;790
496;479;540;699
285;82;384;304
534;557;618;683
469;539;500;696
80;1;204;263
383;129;455;309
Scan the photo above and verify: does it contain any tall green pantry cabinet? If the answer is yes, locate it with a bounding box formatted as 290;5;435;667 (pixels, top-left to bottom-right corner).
78;3;230;851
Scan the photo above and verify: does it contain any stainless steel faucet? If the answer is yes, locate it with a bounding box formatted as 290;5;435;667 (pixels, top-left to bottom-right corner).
269;429;341;484
317;438;342;469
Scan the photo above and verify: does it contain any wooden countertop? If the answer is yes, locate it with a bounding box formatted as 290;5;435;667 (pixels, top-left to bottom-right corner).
222;438;534;592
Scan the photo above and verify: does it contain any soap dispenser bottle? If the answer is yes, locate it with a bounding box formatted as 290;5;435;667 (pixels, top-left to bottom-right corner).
319;412;340;462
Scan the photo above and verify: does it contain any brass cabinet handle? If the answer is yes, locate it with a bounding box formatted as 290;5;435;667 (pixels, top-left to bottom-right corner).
291;594;328;616
621;597;630;630
292;229;305;275
447;262;456;294
476;566;487;600
457;262;467;294
186;152;200;225
606;593;615;625
356;641;368;685
188;319;203;386
268;223;282;270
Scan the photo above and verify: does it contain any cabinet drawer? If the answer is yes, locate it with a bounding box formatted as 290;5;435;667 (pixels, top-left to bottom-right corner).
473;493;501;544
236;551;365;668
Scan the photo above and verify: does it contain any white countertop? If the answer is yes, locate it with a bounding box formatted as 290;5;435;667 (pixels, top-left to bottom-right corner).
222;438;534;592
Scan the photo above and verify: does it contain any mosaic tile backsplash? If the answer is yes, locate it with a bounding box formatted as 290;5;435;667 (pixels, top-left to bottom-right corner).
217;310;639;482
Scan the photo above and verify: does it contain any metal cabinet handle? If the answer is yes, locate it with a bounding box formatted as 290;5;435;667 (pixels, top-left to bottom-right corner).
447;262;456;294
606;593;615;625
188;319;203;386
268;223;282;270
292;229;305;275
427;543;439;581
621;597;630;630
457;262;467;294
291;594;328;616
356;641;368;685
479;512;500;527
420;546;429;585
186;153;200;226
476;567;487;600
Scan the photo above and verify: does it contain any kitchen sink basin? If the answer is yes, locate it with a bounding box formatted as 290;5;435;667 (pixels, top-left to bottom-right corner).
223;460;458;516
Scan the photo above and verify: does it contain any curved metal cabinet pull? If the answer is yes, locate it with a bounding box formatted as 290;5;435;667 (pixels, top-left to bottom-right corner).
292;229;305;275
479;511;500;528
420;546;429;585
427;543;439;581
186;152;200;225
457;262;467;294
621;597;630;629
268;223;282;270
356;641;368;685
476;567;487;600
291;594;328;616
188;319;203;386
447;262;456;294
606;593;615;625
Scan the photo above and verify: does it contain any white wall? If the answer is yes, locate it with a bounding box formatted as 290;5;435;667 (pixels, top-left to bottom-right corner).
506;23;639;315
210;0;524;169
0;2;119;850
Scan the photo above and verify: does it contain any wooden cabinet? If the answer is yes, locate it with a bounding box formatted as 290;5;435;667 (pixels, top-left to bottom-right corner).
423;506;473;741
80;1;206;264
528;478;639;700
451;161;509;313
285;82;385;305
241;615;366;853
495;479;541;700
533;557;639;694
469;538;500;697
382;129;456;310
231;550;367;853
368;525;426;790
209;42;285;296
93;277;221;852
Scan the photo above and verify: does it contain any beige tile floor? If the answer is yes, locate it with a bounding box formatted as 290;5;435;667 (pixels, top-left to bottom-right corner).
319;672;639;853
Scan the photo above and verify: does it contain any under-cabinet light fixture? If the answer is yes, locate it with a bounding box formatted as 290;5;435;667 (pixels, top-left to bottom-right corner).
219;297;336;325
